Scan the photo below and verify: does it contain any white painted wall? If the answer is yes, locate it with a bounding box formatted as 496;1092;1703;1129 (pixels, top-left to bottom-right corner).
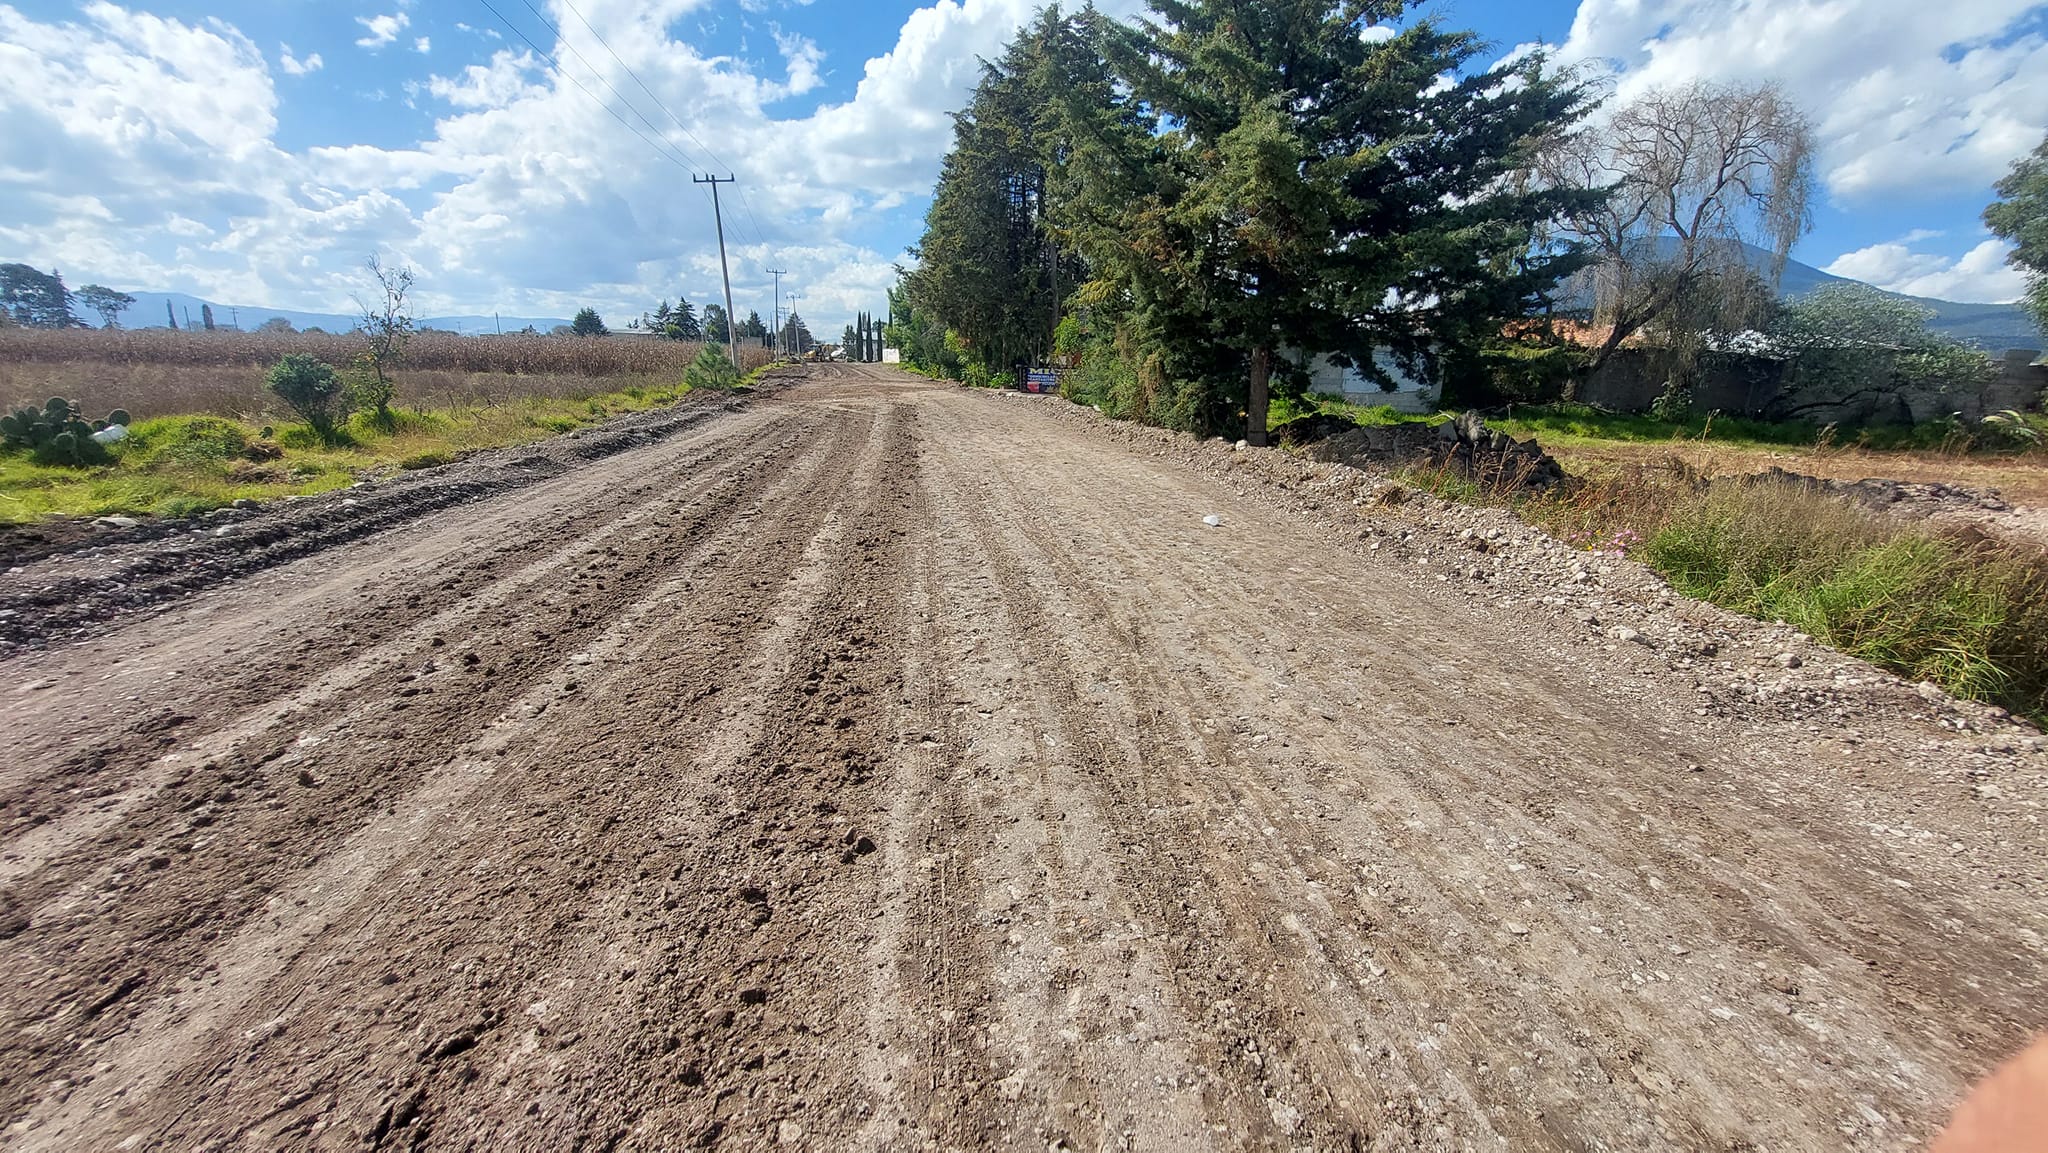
1298;349;1439;413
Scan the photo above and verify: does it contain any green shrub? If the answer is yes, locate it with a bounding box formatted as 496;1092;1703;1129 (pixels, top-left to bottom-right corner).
684;344;741;391
278;424;354;450
345;406;447;440
267;354;343;440
128;416;250;467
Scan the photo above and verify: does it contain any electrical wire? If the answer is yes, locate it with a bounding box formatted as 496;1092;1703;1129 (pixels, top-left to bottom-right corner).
512;0;715;174
551;0;774;249
473;0;699;176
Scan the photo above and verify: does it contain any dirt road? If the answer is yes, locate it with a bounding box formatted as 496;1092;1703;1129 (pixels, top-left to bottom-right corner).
2;365;2043;1150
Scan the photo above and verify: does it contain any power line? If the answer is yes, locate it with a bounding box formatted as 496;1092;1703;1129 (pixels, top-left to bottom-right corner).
550;0;773;250
512;0;711;174
551;0;729;173
473;0;697;176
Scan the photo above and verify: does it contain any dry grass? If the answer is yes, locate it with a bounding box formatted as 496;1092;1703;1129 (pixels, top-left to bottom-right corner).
0;329;771;421
1402;456;2048;721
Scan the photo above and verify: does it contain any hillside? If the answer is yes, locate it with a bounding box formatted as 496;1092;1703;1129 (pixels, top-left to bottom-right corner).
108;291;569;337
1562;241;2044;353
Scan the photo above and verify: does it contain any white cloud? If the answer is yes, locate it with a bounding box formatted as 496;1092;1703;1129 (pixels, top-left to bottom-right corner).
414;37;431;55
1824;237;2029;302
354;12;410;50
1557;0;2048;201
279;43;323;76
0;0;1145;331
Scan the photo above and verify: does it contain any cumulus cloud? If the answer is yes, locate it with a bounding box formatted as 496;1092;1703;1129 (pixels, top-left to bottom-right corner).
355;12;410;50
1823;237;2030;303
414;37;431;55
1556;0;2048;201
0;0;1146;329
279;44;323;76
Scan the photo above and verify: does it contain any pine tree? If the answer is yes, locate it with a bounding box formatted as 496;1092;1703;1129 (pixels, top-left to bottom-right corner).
700;303;731;345
201;303;216;331
167;300;178;330
670;297;702;341
898;2;1603;434
0;264;79;328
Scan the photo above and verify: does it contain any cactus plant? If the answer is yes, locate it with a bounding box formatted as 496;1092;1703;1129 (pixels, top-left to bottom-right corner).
0;397;124;466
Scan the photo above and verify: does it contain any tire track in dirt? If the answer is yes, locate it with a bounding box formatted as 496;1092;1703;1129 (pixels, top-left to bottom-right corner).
914;433;1322;1149
0;405;839;1135
0;409;796;879
918;385;2047;1150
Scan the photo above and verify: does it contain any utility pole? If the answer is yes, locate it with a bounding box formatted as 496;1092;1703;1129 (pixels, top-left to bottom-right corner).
694;174;741;368
765;268;787;360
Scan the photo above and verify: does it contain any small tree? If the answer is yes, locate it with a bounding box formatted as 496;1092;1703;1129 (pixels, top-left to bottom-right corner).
353;255;415;427
700;303;731;344
257;316;295;333
570;307;608;337
267;354;344;440
1537;81;1815;387
76;285;135;329
684;343;740;390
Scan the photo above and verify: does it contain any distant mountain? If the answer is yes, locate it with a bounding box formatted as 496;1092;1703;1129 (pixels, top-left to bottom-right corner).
106;292;569;336
1560;240;2045;354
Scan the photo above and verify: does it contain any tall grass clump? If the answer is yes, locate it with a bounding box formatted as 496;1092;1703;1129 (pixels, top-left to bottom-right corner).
1623;481;2048;718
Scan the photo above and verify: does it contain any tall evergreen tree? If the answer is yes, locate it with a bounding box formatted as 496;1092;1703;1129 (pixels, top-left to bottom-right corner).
201;303;217;331
780;312;814;355
904;9;1095;375
1043;1;1600;439
0;264;79;329
670;297;702;341
701;303;731;344
167;300;178;330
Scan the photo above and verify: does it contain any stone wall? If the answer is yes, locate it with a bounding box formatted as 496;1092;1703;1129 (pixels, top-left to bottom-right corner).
1574;348;2045;424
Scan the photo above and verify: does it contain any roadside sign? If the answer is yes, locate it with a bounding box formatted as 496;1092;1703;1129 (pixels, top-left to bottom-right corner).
1023;369;1059;394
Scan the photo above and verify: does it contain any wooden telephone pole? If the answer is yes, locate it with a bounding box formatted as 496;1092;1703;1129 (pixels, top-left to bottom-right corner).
694;174;741;368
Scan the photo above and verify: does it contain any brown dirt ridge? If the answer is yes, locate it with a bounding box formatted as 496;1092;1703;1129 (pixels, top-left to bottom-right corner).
0;363;2042;1151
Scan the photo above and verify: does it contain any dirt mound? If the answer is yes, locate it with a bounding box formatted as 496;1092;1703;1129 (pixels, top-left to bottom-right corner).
1276;408;1566;487
1745;466;2014;517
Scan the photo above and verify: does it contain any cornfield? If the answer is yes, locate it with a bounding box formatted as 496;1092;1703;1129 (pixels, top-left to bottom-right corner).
0;328;771;419
0;327;743;375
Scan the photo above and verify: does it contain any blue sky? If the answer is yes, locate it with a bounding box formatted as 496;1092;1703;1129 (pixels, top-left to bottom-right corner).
2;0;2044;333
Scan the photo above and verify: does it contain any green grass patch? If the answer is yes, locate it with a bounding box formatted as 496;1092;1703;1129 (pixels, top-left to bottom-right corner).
1407;457;2048;722
0;384;696;526
1491;403;1819;449
1271;392;1443;430
1639;484;2048;712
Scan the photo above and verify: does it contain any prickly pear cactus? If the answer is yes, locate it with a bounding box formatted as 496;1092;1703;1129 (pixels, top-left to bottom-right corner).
0;398;124;466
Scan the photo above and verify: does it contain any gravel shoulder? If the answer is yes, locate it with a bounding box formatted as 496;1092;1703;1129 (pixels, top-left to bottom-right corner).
0;365;2041;1151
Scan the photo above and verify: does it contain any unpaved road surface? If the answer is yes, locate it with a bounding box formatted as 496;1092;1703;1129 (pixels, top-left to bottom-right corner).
2;365;2044;1151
